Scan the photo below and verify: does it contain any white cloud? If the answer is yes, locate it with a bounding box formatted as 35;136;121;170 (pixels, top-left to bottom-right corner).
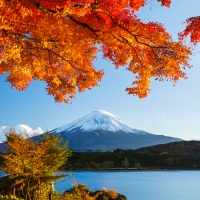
0;124;44;143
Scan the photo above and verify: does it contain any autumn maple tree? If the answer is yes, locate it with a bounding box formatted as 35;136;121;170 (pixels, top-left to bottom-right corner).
0;0;192;102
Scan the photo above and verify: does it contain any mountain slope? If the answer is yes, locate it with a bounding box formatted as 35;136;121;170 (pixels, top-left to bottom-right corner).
57;130;182;151
51;110;182;151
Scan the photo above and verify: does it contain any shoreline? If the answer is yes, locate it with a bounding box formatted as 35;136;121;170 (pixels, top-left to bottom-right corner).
62;168;200;172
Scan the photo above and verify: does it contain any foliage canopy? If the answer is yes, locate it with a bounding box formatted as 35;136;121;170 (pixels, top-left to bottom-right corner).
0;0;195;102
1;130;72;199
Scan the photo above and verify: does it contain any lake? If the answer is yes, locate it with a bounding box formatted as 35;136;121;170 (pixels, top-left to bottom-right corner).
54;170;200;200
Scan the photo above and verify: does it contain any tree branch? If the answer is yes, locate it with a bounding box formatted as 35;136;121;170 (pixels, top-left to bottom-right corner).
46;48;89;73
25;0;56;14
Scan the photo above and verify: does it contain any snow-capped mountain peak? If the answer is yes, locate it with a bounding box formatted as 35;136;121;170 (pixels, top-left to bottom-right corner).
53;110;142;134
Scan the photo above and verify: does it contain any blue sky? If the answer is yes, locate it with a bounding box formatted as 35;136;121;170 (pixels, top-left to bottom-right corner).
1;0;200;141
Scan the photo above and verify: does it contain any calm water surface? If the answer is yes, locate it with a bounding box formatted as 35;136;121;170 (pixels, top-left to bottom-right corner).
55;171;200;200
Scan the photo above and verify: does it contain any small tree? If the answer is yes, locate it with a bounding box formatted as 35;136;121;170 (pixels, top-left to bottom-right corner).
133;163;141;169
108;161;115;168
166;157;174;167
1;130;72;199
93;163;100;170
122;158;129;169
84;162;90;169
101;161;110;169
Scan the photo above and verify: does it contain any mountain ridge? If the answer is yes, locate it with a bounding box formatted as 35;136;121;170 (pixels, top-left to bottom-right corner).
0;111;183;152
50;110;183;151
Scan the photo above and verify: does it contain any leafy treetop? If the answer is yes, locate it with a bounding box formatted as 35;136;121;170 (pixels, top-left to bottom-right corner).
179;16;200;45
0;0;191;102
2;131;72;179
0;130;72;199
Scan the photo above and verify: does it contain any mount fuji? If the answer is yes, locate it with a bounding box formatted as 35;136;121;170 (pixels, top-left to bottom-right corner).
52;110;144;134
51;110;182;151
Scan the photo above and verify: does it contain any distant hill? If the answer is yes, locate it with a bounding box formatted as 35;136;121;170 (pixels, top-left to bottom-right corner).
65;140;200;169
134;140;200;156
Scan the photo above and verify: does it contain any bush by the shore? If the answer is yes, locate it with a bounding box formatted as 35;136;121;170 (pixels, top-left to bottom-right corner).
0;181;127;200
63;184;127;200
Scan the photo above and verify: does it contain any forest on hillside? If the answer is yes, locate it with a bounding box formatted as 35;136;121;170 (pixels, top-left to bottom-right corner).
65;141;200;170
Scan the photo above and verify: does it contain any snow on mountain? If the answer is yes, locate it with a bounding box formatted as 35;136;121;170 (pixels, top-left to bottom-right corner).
53;110;143;134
